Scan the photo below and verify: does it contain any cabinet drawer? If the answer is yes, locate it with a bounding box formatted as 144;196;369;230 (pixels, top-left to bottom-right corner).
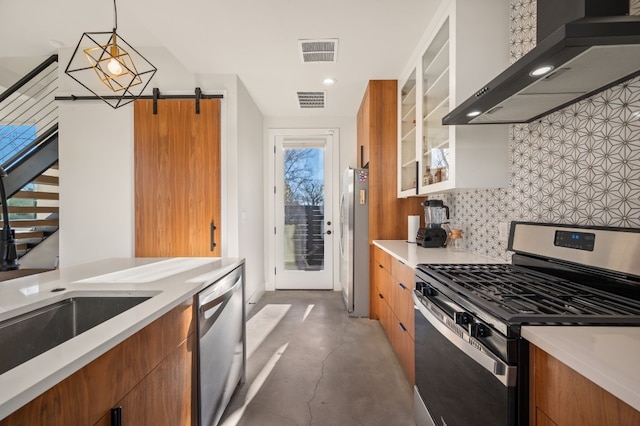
374;246;392;271
390;259;415;339
390;314;415;385
373;255;393;304
391;258;415;290
378;295;393;342
392;279;415;340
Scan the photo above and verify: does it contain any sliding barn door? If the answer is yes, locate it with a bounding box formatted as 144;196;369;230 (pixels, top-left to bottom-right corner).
134;99;221;257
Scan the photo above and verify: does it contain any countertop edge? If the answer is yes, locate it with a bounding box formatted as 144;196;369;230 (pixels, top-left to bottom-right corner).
0;257;245;420
522;326;640;412
373;240;505;269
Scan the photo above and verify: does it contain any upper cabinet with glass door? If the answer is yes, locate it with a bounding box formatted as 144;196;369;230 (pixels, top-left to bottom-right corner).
421;20;450;190
398;70;418;197
399;0;511;196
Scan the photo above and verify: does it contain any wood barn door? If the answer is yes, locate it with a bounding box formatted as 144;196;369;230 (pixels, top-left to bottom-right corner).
134;99;221;257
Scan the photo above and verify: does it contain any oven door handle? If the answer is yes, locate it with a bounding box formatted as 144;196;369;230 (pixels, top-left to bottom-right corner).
413;291;515;386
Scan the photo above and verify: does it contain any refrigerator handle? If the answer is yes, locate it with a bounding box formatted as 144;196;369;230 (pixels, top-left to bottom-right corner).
339;194;345;256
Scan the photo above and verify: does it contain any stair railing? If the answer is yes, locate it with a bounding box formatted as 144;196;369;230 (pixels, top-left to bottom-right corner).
0;55;58;170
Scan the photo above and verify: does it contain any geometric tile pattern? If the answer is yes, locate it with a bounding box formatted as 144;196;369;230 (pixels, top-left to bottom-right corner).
510;80;640;228
509;0;536;63
445;0;640;261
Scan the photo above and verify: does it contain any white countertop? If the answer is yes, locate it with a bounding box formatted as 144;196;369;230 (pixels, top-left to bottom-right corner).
522;326;640;412
0;257;244;420
373;240;505;268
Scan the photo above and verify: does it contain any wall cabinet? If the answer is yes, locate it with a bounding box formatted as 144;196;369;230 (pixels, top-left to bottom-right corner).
0;302;195;426
399;71;418;194
371;246;415;384
529;344;640;426
398;0;510;196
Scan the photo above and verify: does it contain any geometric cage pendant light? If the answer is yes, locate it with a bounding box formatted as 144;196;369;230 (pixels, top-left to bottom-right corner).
65;0;157;109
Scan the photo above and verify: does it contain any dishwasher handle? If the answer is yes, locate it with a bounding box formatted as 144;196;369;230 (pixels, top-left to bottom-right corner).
199;268;242;322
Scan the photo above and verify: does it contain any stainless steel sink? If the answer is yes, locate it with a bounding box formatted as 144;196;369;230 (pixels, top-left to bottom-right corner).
0;296;151;375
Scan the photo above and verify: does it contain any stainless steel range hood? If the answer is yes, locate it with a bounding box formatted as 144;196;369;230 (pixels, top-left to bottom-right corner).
443;0;640;125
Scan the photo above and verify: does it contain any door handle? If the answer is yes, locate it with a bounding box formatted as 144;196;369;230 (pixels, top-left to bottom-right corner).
210;221;217;251
111;406;122;426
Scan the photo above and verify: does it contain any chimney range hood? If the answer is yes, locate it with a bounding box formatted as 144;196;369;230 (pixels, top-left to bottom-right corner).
443;0;640;125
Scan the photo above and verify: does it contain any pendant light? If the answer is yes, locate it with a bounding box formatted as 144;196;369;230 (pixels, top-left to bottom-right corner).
65;0;157;109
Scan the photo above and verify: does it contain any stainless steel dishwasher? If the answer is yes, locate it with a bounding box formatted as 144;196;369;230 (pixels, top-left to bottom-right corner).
197;264;245;426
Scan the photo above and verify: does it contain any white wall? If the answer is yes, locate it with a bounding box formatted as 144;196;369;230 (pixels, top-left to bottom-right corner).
59;102;135;267
236;78;265;307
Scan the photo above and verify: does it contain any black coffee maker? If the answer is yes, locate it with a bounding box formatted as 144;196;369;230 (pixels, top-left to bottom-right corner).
416;200;450;247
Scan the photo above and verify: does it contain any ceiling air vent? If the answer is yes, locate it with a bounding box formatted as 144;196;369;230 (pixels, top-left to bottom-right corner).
297;91;325;109
298;39;338;63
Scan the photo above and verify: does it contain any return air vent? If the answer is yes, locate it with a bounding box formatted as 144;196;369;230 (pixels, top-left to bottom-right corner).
298;39;338;63
297;91;325;109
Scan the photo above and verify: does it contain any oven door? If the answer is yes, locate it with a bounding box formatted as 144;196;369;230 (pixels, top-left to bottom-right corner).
413;290;517;426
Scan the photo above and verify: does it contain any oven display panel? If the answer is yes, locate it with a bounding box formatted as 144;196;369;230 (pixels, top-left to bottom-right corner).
554;230;595;251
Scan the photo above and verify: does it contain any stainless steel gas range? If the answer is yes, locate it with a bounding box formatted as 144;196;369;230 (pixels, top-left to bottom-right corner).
413;222;640;426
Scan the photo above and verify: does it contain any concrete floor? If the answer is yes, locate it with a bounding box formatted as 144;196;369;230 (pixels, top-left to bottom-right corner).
219;291;415;426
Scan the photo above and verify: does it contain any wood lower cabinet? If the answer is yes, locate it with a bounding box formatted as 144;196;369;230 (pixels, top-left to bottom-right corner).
0;302;195;426
529;344;640;426
94;336;195;426
371;245;415;384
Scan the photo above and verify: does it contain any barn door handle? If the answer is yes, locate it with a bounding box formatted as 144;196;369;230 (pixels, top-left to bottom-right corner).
111;406;122;426
210;221;217;251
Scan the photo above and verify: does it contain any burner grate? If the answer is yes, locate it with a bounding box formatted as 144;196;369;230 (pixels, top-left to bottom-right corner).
418;264;640;319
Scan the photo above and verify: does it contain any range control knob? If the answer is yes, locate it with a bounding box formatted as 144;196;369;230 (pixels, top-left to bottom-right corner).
470;323;491;338
421;285;436;297
454;312;473;325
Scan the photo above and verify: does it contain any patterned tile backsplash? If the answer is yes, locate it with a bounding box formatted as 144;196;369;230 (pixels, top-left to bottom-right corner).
444;0;640;261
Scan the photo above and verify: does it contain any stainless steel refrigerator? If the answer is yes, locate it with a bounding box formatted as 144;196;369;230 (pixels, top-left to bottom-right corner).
339;167;369;317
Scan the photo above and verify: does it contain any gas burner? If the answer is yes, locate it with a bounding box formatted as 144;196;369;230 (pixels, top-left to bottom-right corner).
417;263;640;322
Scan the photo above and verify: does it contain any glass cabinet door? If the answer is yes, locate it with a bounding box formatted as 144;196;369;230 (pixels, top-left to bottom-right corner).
421;19;450;190
399;70;417;195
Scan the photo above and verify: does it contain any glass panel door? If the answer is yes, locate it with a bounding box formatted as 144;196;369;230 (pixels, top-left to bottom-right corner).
400;70;418;195
421;18;451;190
275;135;333;289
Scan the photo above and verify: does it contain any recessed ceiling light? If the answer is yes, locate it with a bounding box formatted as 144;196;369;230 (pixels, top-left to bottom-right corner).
530;65;554;77
466;110;481;118
322;77;336;86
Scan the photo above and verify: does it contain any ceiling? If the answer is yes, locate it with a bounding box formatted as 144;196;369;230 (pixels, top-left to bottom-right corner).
0;0;442;118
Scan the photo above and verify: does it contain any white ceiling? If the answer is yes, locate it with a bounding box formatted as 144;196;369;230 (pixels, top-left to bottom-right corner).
0;0;442;118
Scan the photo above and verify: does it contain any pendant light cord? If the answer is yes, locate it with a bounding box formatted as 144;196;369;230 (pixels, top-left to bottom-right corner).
113;0;118;31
